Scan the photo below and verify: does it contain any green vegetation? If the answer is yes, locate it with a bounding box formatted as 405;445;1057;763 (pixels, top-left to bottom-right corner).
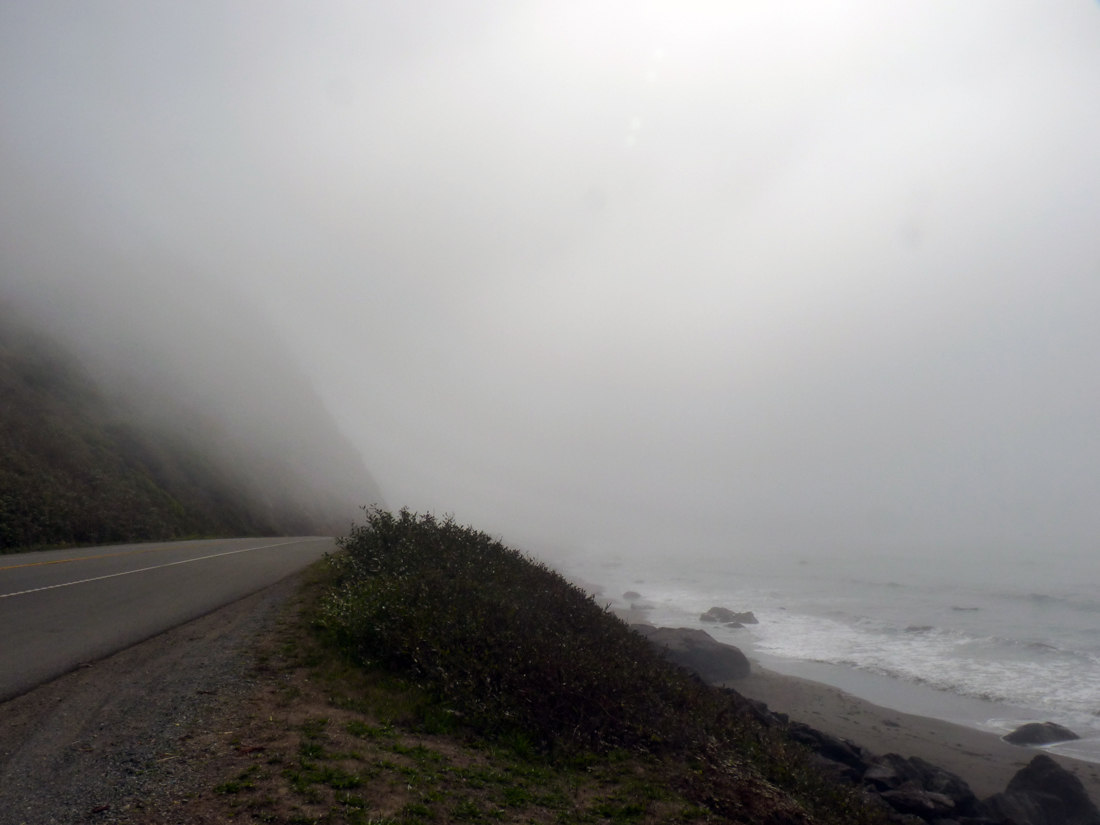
202;569;715;824
313;508;886;824
271;717;703;824
0;305;328;552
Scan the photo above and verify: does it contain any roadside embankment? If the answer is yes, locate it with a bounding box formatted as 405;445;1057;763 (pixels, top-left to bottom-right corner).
24;508;1100;824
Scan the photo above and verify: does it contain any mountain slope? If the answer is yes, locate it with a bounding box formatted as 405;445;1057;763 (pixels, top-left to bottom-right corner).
0;304;382;552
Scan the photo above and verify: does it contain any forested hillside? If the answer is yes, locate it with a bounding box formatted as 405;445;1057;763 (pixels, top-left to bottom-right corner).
0;305;381;552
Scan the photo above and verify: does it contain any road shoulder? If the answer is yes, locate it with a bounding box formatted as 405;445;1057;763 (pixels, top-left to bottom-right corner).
0;574;301;825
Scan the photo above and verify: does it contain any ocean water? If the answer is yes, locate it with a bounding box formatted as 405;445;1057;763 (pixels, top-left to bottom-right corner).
558;549;1100;763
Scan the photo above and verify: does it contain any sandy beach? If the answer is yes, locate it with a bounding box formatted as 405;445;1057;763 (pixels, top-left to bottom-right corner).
728;665;1100;802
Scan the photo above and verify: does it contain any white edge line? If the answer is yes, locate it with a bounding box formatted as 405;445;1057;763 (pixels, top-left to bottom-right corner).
0;539;329;600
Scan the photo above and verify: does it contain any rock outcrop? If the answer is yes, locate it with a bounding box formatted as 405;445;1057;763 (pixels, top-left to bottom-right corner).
786;722;873;784
1003;721;1080;746
745;698;996;822
984;753;1100;825
781;715;1100;824
862;753;990;821
699;607;758;624
631;625;751;682
704;680;1100;824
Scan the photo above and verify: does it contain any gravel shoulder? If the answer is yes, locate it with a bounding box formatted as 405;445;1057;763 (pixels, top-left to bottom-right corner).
0;574;303;825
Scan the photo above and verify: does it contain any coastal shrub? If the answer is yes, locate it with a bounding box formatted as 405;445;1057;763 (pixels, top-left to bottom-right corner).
319;508;714;752
318;508;885;824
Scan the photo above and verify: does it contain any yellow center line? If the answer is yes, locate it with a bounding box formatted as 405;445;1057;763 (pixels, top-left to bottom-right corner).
0;539;237;572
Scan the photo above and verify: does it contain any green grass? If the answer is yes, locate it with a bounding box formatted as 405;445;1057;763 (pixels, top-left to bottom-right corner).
216;765;261;794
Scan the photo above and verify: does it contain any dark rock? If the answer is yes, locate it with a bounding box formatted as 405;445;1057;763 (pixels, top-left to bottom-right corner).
630;625;750;682
861;753;988;819
983;753;1100;825
888;814;931;825
985;789;1066;825
879;786;956;819
622;591;641;601
864;753;925;791
700;607;758;624
742;696;782;728
860;790;893;814
702;607;738;622
907;756;988;818
1003;722;1081;746
808;753;861;784
713;686;787;728
723;621;744;628
787;722;870;772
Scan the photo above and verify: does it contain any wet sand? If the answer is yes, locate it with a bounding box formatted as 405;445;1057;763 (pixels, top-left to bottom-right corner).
729;666;1100;801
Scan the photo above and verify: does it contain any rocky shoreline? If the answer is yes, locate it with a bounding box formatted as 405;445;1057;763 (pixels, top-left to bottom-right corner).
636;623;1100;825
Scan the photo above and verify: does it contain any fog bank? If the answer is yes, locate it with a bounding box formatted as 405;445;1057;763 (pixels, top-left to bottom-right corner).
3;2;1100;565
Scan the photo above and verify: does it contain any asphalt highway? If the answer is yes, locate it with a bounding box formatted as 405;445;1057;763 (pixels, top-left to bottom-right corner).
0;536;334;701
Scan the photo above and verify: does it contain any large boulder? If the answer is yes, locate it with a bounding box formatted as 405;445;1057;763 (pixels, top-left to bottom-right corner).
631;625;751;682
985;790;1065;825
984;754;1100;825
1003;722;1080;746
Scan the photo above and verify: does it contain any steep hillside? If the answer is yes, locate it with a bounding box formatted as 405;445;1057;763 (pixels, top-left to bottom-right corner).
0;305;382;552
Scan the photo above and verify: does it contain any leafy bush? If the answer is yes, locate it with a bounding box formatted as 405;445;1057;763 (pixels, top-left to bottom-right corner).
320;508;711;751
318;509;885;824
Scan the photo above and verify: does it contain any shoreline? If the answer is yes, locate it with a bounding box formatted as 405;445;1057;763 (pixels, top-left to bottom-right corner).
729;662;1100;801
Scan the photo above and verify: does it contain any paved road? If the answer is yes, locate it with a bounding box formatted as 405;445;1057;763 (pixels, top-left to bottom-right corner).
0;536;334;702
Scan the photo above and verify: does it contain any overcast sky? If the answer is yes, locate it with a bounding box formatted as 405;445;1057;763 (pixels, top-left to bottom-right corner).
3;1;1100;565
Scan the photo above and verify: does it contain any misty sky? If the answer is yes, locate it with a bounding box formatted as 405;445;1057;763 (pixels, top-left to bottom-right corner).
3;2;1100;565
